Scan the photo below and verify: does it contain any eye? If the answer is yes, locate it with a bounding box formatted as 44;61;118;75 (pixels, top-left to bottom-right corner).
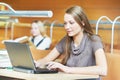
69;21;74;24
64;22;67;25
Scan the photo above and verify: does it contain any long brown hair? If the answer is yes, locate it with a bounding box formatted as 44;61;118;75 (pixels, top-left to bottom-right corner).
62;6;94;64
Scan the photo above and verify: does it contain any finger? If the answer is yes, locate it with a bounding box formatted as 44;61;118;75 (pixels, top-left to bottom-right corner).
46;62;55;69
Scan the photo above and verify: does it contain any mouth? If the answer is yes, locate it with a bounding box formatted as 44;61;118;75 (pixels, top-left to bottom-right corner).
66;29;71;32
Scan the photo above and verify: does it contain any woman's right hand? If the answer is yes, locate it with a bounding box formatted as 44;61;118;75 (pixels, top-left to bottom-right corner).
46;61;70;73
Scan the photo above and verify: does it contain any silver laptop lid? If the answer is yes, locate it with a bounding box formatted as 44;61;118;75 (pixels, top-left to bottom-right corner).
4;42;36;70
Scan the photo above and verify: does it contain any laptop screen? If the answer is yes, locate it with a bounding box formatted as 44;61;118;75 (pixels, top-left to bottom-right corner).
4;42;36;70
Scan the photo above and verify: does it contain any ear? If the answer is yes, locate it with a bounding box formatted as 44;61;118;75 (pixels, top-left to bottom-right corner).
81;21;85;26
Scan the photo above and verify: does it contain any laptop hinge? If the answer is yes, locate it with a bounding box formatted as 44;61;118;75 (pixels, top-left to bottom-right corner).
13;67;35;74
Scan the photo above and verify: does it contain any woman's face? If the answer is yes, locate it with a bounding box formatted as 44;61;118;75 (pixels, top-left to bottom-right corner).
31;23;40;36
64;13;83;37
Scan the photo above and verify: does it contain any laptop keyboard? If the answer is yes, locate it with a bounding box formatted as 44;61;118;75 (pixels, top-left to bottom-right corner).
35;67;58;74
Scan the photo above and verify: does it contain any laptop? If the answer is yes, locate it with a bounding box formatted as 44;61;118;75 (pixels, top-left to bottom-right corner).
4;41;58;74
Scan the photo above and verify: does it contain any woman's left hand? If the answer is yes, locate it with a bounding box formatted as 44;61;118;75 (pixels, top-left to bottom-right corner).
46;62;70;73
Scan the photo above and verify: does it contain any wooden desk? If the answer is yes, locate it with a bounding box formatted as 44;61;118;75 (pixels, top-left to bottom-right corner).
0;69;99;80
0;50;99;80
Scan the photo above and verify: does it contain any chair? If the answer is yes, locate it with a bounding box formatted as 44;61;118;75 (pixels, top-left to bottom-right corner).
30;47;63;62
30;47;51;60
102;53;120;80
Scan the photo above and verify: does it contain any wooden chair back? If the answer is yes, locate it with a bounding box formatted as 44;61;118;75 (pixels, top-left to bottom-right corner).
102;53;120;80
30;47;51;60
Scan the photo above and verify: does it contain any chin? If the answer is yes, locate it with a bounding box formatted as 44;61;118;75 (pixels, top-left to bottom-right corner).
68;34;73;37
32;34;37;36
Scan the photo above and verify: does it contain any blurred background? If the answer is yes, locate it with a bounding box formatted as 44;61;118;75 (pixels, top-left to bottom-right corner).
0;0;120;53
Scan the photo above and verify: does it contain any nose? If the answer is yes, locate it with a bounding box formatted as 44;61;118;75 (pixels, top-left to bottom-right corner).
64;24;70;29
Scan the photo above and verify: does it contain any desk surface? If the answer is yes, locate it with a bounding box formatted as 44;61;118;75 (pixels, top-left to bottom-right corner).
0;69;99;80
0;50;99;80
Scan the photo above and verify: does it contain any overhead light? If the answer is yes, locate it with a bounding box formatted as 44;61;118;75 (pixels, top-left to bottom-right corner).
0;2;53;18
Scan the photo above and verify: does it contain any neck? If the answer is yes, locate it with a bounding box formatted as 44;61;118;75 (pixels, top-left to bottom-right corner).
34;35;42;38
73;32;84;46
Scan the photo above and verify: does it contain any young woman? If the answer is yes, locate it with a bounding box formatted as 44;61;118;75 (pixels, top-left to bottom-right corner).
29;20;51;50
36;6;107;80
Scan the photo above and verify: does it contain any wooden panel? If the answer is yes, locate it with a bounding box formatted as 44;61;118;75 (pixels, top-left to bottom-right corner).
46;26;66;49
46;26;66;42
1;0;120;22
13;23;31;39
0;28;11;49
